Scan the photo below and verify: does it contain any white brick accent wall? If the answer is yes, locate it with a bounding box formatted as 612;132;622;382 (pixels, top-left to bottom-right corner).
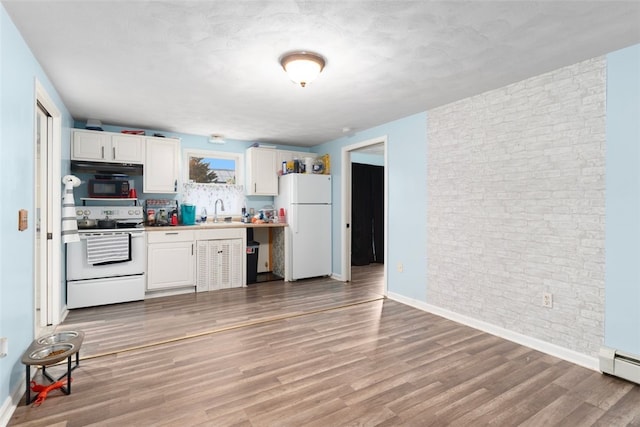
427;57;606;357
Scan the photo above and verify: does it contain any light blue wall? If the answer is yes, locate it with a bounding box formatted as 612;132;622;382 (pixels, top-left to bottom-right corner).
605;44;640;355
352;152;384;166
1;3;73;409
312;112;428;301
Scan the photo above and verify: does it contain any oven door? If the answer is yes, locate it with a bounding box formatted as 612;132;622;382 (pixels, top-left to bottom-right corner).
67;230;145;281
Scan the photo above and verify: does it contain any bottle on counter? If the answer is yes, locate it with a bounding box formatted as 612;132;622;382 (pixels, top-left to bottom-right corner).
147;209;155;226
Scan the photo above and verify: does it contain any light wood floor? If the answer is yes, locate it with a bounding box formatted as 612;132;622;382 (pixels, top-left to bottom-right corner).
10;264;640;426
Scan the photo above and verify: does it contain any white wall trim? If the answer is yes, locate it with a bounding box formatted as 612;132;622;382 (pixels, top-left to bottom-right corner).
0;369;31;426
35;78;62;326
340;135;388;298
331;273;345;282
388;292;600;371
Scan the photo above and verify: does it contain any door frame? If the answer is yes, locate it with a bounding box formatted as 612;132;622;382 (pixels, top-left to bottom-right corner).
34;79;62;329
340;136;388;295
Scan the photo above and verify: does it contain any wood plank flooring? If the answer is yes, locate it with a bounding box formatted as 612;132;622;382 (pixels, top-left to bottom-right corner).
59;264;386;358
10;264;640;426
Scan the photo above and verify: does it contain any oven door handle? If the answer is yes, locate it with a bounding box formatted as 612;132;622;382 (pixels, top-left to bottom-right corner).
79;232;146;239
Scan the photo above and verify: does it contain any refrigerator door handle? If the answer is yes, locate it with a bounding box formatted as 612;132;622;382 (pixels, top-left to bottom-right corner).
292;205;298;234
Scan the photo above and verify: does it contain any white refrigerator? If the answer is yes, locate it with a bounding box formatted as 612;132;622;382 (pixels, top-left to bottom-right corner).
275;174;332;281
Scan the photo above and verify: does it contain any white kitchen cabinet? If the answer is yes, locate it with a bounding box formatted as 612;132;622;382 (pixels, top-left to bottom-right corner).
196;239;244;292
72;129;144;164
246;147;277;195
147;230;195;290
144;137;180;194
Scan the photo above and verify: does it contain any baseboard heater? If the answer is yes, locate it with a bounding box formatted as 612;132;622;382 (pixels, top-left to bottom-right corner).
599;346;640;385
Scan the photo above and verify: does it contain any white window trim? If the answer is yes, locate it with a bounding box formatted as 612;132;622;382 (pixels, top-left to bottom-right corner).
183;148;244;185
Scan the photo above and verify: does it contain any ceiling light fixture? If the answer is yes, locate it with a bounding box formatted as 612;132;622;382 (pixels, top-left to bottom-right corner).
208;135;225;144
280;51;326;87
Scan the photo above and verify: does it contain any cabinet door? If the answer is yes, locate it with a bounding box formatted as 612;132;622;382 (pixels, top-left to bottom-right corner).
147;241;194;290
144;137;180;193
111;134;144;164
228;239;244;288
196;240;210;293
247;147;277;195
72;130;109;161
214;239;244;289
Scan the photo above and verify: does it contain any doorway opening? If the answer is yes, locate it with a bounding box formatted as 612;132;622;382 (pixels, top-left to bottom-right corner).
340;137;388;296
34;80;63;335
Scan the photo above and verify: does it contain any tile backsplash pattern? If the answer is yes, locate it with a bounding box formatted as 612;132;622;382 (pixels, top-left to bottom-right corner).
427;57;606;357
181;183;245;219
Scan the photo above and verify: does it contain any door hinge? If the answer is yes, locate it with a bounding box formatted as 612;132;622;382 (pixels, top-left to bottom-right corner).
47;233;53;240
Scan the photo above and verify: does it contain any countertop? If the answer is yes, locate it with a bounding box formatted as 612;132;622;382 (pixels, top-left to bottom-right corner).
145;221;287;231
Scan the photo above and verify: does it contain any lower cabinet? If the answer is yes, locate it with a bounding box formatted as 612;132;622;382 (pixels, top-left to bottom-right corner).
147;231;195;291
196;239;243;292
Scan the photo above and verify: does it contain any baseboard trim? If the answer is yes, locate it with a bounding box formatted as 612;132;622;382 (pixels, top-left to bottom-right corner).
331;273;345;282
387;292;599;371
0;368;31;426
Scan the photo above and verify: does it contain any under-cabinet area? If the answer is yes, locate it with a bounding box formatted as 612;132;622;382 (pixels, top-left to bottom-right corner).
145;223;286;298
195;228;244;292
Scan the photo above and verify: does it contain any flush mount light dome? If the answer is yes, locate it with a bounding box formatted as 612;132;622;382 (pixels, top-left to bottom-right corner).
280;51;326;87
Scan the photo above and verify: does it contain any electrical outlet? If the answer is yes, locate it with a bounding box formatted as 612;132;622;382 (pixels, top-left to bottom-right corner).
397;262;403;273
0;337;7;358
542;292;553;308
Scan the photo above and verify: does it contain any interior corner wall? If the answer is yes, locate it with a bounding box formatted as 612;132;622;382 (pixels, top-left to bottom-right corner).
427;57;606;357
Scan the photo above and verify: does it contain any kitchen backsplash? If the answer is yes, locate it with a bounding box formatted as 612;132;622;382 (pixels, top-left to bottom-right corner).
181;182;245;217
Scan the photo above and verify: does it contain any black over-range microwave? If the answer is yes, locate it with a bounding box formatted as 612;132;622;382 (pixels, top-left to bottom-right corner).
88;179;130;198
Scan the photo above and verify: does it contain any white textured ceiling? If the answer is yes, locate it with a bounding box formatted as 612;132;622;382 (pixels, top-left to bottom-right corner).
3;1;640;146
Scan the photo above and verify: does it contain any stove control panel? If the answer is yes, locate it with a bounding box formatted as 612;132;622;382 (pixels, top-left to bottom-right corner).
75;206;143;220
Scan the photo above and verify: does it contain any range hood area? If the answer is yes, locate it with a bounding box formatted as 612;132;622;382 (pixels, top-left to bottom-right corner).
71;161;143;176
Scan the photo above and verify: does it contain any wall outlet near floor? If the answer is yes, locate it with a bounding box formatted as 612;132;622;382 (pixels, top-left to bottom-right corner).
397;262;403;273
542;292;553;308
0;337;7;358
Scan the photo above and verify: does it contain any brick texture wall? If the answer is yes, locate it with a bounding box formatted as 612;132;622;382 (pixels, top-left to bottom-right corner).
427;57;606;357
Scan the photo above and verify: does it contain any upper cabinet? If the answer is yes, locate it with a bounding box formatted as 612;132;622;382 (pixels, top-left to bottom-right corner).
144;137;180;194
246;147;277;196
72;129;144;164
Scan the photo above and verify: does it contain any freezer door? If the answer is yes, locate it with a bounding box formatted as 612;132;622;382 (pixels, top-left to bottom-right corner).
291;174;332;204
290;204;332;280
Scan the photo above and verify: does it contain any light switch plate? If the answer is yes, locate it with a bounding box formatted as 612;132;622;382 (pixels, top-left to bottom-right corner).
18;209;28;231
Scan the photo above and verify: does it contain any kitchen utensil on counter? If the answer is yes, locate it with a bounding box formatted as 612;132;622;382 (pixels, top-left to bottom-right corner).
147;209;155;225
181;204;196;225
156;208;168;225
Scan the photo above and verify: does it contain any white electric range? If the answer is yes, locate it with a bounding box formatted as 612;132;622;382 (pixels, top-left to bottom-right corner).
66;205;146;309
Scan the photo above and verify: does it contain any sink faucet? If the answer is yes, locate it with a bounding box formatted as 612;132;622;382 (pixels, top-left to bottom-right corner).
214;199;225;223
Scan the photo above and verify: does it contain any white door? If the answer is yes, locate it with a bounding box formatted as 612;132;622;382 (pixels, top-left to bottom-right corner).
291;204;332;280
35;101;53;333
